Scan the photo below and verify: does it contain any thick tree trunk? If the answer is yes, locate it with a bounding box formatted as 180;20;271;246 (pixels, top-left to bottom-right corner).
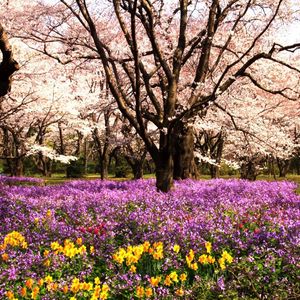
132;162;144;179
11;157;24;176
155;147;174;192
0;24;19;96
210;165;220;178
173;124;198;180
99;154;109;180
240;161;257;181
277;158;290;178
155;134;174;192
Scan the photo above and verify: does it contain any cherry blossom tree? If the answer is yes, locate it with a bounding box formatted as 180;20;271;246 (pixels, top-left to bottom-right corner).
5;0;300;190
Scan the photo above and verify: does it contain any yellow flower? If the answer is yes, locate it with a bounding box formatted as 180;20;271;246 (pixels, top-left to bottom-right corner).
70;278;80;293
130;265;137;273
100;285;109;300
50;241;60;251
43;259;51;267
175;288;184;296
145;287;153;297
101;284;109;292
143;241;151;252
199;254;208;264
180;273;187;282
93;285;101;297
100;291;109;300
78;245;87;254
218;257;226;270
190;262;198;271
44;275;53;284
38;279;44;286
186;249;195;266
207;255;216;264
222;250;233;264
169;271;179;283
6;291;15;299
31;286;39;299
3;231;27;249
136;286;145;298
94;277;101;285
46;209;52;217
70;297;77;300
150;276;161;287
152;250;163;260
63;285;69;294
90;245;95;254
205;241;212;254
164;275;172;286
76;237;82;245
173;244;180;253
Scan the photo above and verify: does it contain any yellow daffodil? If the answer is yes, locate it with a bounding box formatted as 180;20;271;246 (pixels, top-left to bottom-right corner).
173;244;180;253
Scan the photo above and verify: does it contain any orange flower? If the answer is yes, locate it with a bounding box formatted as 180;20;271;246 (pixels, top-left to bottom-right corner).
25;278;34;290
20;287;27;297
1;253;9;261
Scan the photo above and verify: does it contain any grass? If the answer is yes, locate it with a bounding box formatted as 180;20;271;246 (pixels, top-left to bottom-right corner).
38;173;300;194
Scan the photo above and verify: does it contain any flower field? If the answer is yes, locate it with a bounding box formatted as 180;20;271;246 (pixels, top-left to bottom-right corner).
0;176;299;299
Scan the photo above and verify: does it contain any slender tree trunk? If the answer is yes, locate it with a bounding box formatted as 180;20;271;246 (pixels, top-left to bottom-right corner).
210;134;224;178
58;122;65;155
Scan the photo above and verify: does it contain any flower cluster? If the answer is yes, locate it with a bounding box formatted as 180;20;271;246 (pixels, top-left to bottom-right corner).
1;231;27;250
50;239;87;258
0;178;299;299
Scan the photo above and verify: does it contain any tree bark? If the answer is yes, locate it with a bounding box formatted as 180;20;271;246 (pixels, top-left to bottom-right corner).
156;159;173;192
99;152;109;180
277;158;290;178
0;23;19;96
155;143;174;192
240;161;257;181
173;124;198;180
209;134;224;178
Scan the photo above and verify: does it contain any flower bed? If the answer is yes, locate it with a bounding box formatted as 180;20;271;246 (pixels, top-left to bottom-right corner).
0;178;299;299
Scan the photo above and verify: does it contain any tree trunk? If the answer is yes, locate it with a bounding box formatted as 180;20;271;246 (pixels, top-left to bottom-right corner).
210;165;220;178
155;147;174;192
240;161;257;181
11;157;24;176
209;134;224;178
99;153;109;180
0;23;20;96
173;124;198;180
132;162;144;179
277;158;290;178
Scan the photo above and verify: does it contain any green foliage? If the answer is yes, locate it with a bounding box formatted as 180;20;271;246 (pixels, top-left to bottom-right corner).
66;157;85;178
